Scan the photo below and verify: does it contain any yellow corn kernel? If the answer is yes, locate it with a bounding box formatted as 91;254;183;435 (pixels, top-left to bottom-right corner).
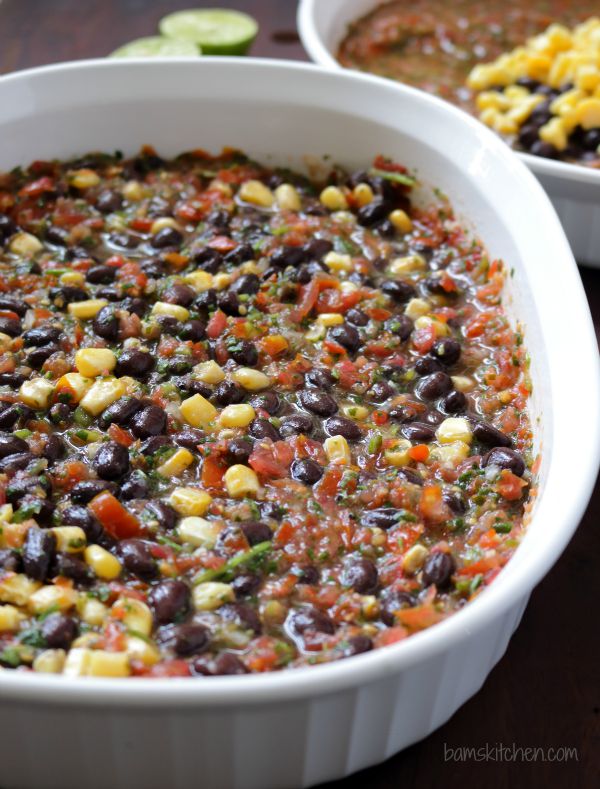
305;324;326;343
476;91;510;111
402;544;429;574
80;377;125;415
414;315;450;337
430;440;471;466
525;52;552;81
75;348;117;377
62;648;92;676
0;604;24;631
239;179;274;207
404;298;430;321
492;113;518;135
68;299;108;320
88;649;131;677
503;85;529;102
231;367;271;391
70;169;100;189
9;231;43;256
436;417;473;444
550;88;584;116
575;97;600;129
125;636;160;667
19;378;55;410
193;360;225;384
384;439;412;467
84;544;122;580
575;65;600;92
150;217;181;235
323;250;352;272
51;526;87;553
0;574;41;606
209;179;233;197
78;597;108;626
479;106;502;128
169;487;212;517
352;182;374;206
28;584;78;615
180;392;217;428
451;375;475;392
274;183;302;211
59;270;85;287
388;208;413;234
0;503;12;523
324;434;352;465
55;372;93;403
33;649;66;674
192;582;235;611
219;403;256;428
539;117;568;150
184;270;214;292
224;464;260;498
506;95;545;125
156;447;194;478
0;332;13;351
389;254;425;275
213;273;232;290
151;301;190;321
177;516;221;548
342;403;369;421
316;313;344;327
361;595;380;620
122;180;145;201
547;23;573;51
112;597;153;638
319;186;348;211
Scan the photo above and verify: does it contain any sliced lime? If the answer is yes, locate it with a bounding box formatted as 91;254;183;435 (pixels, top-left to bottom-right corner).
109;36;201;58
159;8;258;56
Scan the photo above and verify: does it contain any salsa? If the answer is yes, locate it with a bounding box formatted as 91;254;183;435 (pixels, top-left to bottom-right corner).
0;148;533;678
337;1;599;165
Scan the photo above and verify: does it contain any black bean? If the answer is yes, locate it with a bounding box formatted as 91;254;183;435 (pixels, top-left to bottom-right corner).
228;339;258;366
120;297;147;317
0;452;35;473
115;349;154;379
518;124;540;149
356;197;390;226
213;381;245;406
324;415;361;441
440;390;466;414
138;437;171;458
298;389;338;417
26;343;59;370
96;287;121;302
0;373;25;387
17;494;53;525
206;209;230;229
360;507;403;530
380;588;416;625
41;613;78;649
150;227;183;249
50;287;88;308
86;265;117;286
279;413;314;437
194;249;223;274
224;243;254;266
417;371;453;400
0;297;28;316
45;225;68;246
149;579;191;624
270;245;306;268
211;653;248;675
329;323;361;353
216;291;240;316
342;635;373;657
96;189;123;214
231;274;260;295
49;403;71;426
292;261;327;283
220;602;262;634
232;572;261;597
118;538;158;581
296;564;319;585
423;410;443;426
401;422;435;442
302;238;333;260
93;441;130;481
130;404;167;438
0;316;21;337
52;553;91;584
100;396;142;428
120;473;150;501
530;140;559;159
368;380;395;402
249;391;281;415
0;404;31;430
239;520;273;546
92;305;119;340
174;377;212;399
414;357;442;376
341;557;378;594
140;258;167;278
0;214;17;243
178;319;206;342
397;467;424;486
158;623;210;657
422;552;455;589
430;338;461;366
382;279;416;304
70;480;117;505
305;368;334;390
344;308;368;327
472;420;511;447
443;490;467;514
162;357;193;376
226;437;254;464
144;500;177;531
291;458;323;485
23;526;55;581
0;433;28;459
583;128;600;151
161;283;195;307
0;548;22;572
22;325;62;347
62;505;103;542
288;606;334;636
482;447;526;477
248;418;281;442
173;427;204;450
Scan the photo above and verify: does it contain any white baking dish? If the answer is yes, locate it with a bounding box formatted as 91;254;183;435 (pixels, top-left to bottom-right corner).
0;58;598;789
298;0;600;268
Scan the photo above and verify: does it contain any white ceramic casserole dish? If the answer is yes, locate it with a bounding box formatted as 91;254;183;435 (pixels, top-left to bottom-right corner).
298;0;600;268
0;58;598;789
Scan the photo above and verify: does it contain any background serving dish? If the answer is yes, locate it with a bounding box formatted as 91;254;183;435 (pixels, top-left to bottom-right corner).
0;57;597;789
298;0;600;268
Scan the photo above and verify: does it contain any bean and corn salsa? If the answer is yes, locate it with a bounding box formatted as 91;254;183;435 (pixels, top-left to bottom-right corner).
0;148;534;678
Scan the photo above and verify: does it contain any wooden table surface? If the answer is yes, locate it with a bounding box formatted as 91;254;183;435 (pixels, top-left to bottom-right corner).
0;1;598;787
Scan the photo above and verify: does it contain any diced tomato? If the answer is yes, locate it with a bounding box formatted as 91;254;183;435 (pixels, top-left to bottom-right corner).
396;602;443;630
372;410;388;425
412;325;436;353
148;660;191;678
206;309;227;339
108;424;134;447
89;492;141;539
19;176;55;198
201;455;228;490
375;625;408;647
496;470;528;501
129;217;153;233
290;279;319;322
409;444;429;462
103;621;127;652
419;484;450;523
208;235;237;253
249;441;293;479
259;335;289;357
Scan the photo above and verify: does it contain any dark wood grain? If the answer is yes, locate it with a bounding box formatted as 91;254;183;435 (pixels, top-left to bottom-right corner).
0;1;598;787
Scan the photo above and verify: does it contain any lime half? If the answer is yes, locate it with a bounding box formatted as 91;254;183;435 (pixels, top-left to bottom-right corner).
109;36;201;58
159;9;258;56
